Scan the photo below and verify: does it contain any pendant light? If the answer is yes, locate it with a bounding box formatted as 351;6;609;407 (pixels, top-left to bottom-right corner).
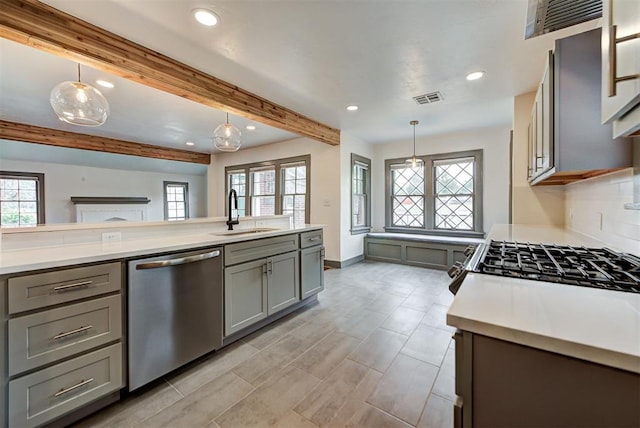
213;112;242;152
405;120;423;168
50;64;110;127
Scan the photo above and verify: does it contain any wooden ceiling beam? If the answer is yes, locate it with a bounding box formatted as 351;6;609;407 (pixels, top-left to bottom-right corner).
0;120;211;165
0;0;340;146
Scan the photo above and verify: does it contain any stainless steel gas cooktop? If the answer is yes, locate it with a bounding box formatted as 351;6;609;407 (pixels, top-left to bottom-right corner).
477;241;640;294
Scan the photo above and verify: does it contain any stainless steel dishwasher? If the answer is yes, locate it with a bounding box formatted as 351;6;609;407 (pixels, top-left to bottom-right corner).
127;247;223;391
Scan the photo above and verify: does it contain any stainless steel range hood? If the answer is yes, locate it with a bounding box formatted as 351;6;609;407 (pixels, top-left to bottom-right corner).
524;0;602;39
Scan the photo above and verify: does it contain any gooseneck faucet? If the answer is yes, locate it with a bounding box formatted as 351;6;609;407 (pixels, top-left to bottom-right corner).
227;189;240;230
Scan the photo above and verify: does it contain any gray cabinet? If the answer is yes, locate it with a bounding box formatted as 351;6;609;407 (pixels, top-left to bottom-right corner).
300;245;324;299
528;28;632;186
224;259;268;335
601;0;640;137
3;261;124;428
223;234;302;336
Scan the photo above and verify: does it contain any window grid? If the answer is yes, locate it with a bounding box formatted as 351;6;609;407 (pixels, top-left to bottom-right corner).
251;167;276;217
0;175;42;227
164;182;188;221
282;163;306;227
228;171;247;217
434;158;475;230
391;164;425;228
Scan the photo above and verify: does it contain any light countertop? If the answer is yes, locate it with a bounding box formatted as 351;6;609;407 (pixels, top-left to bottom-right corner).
0;224;323;275
447;224;640;373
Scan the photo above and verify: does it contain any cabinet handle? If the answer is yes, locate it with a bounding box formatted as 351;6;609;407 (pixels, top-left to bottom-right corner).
608;25;640;97
53;325;93;341
53;378;94;397
309;237;321;241
135;250;220;270
52;280;93;292
267;260;273;275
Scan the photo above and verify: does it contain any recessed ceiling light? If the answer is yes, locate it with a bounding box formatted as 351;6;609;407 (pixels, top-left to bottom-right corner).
246;125;256;131
193;9;219;26
185;141;195;146
346;105;359;111
466;71;485;81
96;79;114;88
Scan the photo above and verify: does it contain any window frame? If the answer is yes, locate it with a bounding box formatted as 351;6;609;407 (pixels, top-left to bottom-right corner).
350;153;371;234
225;154;311;225
163;181;189;221
0;171;45;227
384;149;484;238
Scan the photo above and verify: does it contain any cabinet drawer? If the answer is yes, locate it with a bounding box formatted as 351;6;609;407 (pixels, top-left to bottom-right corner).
8;262;122;314
300;230;323;248
9;343;123;428
225;234;298;266
8;295;122;376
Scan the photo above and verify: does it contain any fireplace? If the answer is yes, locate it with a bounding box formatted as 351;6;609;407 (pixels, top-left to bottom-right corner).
71;197;151;223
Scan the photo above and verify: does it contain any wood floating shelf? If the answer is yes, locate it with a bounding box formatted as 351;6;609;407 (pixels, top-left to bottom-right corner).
70;197;151;205
0;120;211;165
533;168;627;186
0;0;340;146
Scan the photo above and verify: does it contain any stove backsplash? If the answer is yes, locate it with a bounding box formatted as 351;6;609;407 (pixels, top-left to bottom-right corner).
565;168;639;255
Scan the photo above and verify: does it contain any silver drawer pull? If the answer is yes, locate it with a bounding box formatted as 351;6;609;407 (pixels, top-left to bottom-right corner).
53;325;93;341
52;280;93;292
309;237;321;241
135;250;220;270
53;378;94;397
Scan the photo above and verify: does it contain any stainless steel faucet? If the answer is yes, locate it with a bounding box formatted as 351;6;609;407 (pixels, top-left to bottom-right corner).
226;189;239;230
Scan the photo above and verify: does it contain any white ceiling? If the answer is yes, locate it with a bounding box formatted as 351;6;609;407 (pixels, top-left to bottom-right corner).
1;0;599;153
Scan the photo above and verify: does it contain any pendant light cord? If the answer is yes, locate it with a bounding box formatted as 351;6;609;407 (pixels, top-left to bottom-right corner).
77;63;81;83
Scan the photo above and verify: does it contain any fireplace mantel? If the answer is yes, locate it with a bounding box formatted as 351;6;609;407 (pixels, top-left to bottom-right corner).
70;197;151;205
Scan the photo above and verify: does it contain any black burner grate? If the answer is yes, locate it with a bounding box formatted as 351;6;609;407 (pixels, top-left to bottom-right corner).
476;241;640;293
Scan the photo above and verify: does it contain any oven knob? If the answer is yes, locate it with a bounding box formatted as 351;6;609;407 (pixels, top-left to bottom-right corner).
447;261;464;278
464;245;476;257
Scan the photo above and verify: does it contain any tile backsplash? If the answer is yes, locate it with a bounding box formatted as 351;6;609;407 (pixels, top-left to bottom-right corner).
565;168;639;254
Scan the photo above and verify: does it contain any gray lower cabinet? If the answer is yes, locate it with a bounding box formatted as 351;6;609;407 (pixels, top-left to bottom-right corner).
9;343;123;428
300;245;324;299
224;250;300;336
224;259;268;335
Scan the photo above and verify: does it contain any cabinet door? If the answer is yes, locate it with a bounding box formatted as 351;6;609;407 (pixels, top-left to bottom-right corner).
540;50;553;171
535;84;544;173
300;246;324;299
601;0;640;123
224;259;268;336
267;251;299;315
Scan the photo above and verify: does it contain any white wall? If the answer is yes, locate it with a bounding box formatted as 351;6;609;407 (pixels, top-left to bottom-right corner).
340;132;374;262
371;125;511;234
512;92;565;225
1;159;207;224
207;137;342;262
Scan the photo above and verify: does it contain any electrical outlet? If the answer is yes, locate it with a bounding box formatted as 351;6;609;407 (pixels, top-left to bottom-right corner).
102;231;122;242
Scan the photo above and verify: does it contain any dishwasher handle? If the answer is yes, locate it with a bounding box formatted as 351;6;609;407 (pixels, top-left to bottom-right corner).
135;250;221;270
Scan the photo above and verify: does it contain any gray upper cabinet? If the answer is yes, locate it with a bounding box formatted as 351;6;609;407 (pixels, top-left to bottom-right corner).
528;28;632;186
601;0;640;137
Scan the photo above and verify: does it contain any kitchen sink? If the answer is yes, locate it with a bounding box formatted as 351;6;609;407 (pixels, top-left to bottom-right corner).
212;227;280;236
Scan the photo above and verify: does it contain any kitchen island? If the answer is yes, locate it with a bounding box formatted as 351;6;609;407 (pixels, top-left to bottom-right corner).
0;216;325;428
447;225;640;427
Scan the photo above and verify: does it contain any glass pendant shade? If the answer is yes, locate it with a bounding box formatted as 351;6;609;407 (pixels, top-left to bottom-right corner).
405;120;423;168
50;65;110;127
214;113;242;152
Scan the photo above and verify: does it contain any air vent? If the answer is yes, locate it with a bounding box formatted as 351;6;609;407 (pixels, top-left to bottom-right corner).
525;0;602;39
413;91;444;105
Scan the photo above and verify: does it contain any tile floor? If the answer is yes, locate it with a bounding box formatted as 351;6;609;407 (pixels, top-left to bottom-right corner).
76;261;457;428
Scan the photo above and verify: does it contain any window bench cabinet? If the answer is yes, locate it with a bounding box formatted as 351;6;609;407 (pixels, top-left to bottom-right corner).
1;261;124;428
224;234;300;336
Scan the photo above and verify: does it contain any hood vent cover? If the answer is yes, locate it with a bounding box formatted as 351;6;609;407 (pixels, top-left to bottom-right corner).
413;91;444;105
525;0;602;39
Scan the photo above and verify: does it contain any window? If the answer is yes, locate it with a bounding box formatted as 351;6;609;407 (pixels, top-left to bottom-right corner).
225;155;310;227
164;181;189;221
227;170;247;217
281;161;307;227
351;154;371;234
0;171;45;227
385;150;483;236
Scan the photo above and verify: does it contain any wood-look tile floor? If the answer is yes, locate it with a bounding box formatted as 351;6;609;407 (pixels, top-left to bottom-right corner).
75;261;456;428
